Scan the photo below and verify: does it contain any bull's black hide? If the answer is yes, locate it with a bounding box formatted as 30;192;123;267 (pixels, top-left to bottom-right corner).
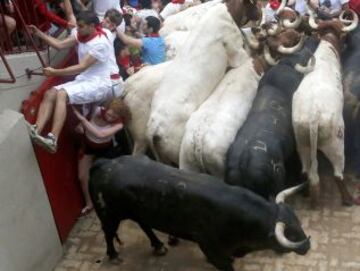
342;26;360;176
89;155;310;271
225;37;320;199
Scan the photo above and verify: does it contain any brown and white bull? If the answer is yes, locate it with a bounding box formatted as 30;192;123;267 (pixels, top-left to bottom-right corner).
292;10;358;206
146;0;260;165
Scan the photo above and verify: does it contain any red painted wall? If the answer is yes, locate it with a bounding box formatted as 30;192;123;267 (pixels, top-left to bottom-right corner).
21;49;84;243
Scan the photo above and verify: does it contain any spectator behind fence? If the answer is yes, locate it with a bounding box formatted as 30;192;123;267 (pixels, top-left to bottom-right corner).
72;98;131;215
117;15;165;65
0;0;16;35
26;11;113;153
31;0;76;31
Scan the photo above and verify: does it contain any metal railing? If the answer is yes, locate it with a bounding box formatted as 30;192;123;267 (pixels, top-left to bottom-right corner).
0;0;68;83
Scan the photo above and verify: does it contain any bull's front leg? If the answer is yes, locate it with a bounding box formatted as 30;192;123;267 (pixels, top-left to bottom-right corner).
138;223;168;256
199;242;234;271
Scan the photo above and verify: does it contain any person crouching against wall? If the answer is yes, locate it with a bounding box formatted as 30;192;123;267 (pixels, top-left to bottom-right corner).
72;97;131;215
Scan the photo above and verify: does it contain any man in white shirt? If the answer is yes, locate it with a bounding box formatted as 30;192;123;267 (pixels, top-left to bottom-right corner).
101;8;126;100
27;11;113;153
93;0;126;33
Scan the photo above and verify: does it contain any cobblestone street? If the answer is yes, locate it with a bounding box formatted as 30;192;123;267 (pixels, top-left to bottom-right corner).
54;174;360;271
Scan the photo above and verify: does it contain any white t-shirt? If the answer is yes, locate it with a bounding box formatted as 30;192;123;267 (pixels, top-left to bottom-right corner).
294;0;308;15
136;9;160;20
103;28;120;76
264;3;277;22
160;0;194;20
72;29;112;80
94;0;122;18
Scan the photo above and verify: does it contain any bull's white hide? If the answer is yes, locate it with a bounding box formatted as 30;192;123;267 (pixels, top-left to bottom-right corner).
123;61;170;155
165;31;189;60
147;3;249;164
179;58;261;178
159;0;222;37
292;40;344;191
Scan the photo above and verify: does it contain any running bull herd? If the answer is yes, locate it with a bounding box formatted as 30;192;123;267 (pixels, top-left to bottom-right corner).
88;0;360;269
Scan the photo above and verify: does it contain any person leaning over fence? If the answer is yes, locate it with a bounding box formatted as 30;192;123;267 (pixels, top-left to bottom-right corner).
26;11;113;153
0;0;16;35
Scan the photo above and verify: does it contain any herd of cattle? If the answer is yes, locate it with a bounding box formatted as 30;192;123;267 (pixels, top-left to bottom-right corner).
87;0;360;270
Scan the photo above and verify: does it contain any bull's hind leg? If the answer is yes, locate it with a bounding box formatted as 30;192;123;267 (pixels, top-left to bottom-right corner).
199;243;234;271
101;217;122;261
138;223;168;256
320;137;353;206
294;134;312;199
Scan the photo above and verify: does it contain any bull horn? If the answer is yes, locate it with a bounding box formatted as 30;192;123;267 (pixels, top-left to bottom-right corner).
260;7;266;26
306;2;319;29
275;182;307;204
264;45;279;65
340;10;359;32
275;222;311;249
281;8;302;29
276;0;287;16
295;55;316;74
277;35;305;54
248;32;261;49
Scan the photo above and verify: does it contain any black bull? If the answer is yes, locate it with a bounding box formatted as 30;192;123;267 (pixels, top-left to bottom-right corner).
89;155;310;271
225;37;320;199
342;25;360;176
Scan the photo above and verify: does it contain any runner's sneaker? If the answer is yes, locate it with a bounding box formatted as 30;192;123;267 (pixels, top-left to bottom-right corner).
25;122;38;139
35;132;58;153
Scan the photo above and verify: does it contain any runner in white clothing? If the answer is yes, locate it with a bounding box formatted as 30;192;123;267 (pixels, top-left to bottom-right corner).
93;0;126;34
26;11;113;153
101;8;126;100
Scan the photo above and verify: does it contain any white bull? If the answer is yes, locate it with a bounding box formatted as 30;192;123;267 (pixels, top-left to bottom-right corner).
292;35;352;206
164;31;190;60
147;3;250;165
292;11;358;207
159;0;222;37
179;58;261;178
123;62;170;155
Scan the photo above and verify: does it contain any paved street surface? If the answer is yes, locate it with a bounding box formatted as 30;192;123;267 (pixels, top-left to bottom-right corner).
54;174;360;271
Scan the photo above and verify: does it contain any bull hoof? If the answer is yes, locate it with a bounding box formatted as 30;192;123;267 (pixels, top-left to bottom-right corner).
343;197;355;206
153;245;168;256
109;257;123;265
168;235;180;246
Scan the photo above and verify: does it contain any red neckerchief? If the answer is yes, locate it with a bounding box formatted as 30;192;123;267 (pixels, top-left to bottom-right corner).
100;107;123;124
118;55;131;69
172;0;185;4
77;26;107;43
147;32;160;37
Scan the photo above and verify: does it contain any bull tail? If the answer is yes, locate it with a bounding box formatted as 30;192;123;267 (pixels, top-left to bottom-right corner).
115;233;123;246
150;134;163;162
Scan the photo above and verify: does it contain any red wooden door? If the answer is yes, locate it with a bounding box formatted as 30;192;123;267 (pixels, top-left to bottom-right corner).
21;49;84;243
